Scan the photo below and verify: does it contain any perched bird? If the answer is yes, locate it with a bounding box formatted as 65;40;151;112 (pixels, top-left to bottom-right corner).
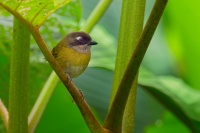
52;31;97;78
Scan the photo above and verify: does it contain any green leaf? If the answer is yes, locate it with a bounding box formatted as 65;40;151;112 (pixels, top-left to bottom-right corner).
0;0;71;28
32;0;82;61
89;25;117;70
163;0;200;89
139;67;200;132
146;112;190;133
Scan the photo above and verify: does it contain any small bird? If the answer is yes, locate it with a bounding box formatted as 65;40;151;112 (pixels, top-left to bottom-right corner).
52;31;97;78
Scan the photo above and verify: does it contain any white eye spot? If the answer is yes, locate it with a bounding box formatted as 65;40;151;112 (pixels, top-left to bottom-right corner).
76;36;82;41
76;36;84;43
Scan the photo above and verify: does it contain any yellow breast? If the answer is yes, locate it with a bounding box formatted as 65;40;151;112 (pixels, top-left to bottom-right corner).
55;46;91;78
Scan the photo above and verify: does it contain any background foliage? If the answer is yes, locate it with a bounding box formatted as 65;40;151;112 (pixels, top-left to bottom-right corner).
0;0;200;132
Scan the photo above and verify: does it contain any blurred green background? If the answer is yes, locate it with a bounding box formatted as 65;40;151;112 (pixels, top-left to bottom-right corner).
0;0;200;132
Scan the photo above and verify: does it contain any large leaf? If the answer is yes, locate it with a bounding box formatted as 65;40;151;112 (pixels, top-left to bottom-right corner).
0;0;71;28
146;111;190;133
89;25;117;70
139;67;200;132
163;0;200;89
31;0;82;62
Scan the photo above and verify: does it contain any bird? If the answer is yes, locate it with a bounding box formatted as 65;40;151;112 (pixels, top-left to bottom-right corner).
52;31;97;78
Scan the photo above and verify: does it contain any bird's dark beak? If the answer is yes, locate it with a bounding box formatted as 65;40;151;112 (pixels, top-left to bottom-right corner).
89;40;98;45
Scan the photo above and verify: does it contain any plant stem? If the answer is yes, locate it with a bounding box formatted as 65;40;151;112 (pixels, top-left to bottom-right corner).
122;78;138;133
0;99;8;131
111;0;146;99
8;18;30;133
122;0;146;132
28;71;59;133
81;0;113;33
104;0;168;132
108;0;146;132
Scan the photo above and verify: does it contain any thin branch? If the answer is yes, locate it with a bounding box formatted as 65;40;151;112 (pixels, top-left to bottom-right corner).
0;99;8;131
104;0;168;132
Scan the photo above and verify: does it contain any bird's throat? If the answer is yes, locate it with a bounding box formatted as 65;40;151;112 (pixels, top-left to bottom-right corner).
71;45;91;54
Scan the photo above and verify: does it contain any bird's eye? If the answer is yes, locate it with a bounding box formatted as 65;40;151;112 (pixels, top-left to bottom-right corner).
76;36;84;43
